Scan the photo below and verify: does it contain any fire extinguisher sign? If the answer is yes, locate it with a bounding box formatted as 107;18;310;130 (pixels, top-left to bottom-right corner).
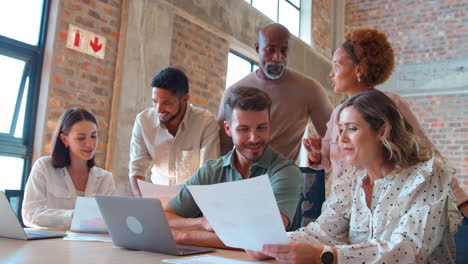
66;24;106;60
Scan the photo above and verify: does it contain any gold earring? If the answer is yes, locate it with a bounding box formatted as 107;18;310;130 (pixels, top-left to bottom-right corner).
357;76;361;82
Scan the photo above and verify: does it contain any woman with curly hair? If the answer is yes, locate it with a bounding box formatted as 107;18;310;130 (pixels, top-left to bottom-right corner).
248;90;461;263
303;28;467;215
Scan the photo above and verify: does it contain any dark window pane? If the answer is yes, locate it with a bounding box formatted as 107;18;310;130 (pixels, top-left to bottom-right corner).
0;1;45;45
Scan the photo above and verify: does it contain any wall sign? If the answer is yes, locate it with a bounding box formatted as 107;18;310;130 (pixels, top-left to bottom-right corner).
66;24;106;59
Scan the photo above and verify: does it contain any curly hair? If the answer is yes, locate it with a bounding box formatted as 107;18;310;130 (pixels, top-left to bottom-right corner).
342;28;395;87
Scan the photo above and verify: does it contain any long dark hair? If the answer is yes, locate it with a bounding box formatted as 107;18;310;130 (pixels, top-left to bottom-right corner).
51;108;98;169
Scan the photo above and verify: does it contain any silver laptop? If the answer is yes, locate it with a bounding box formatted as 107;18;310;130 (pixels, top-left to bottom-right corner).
95;195;215;256
0;191;66;240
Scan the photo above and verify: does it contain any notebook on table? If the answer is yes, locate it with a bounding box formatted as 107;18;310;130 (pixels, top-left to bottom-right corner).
95;195;215;256
0;191;66;240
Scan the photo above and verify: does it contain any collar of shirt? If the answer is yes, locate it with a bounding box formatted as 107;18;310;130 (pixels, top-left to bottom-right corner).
155;103;193;134
356;157;436;196
221;145;274;170
356;167;397;187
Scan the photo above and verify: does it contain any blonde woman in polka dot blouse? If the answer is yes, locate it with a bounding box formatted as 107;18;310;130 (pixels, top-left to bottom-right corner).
248;90;462;264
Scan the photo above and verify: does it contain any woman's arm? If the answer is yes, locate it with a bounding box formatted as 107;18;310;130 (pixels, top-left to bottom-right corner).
22;158;74;229
258;243;338;264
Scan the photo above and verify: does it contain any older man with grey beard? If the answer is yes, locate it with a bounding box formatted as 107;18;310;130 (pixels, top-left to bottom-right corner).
217;23;333;162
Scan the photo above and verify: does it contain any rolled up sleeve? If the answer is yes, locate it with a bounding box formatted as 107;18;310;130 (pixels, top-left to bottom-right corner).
129;117;153;178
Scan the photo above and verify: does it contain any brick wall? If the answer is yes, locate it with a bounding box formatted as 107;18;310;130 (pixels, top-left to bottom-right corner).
406;94;468;188
345;0;468;65
345;0;468;192
169;15;229;116
42;0;122;167
312;0;332;59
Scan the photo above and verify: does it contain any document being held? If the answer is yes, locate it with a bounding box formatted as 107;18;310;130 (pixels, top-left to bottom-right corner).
137;179;183;206
188;175;288;251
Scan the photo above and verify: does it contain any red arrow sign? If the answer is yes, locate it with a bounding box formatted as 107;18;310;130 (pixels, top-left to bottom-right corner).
89;37;102;53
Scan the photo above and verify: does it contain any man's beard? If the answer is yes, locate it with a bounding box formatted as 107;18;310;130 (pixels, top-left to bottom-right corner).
237;141;267;163
159;102;182;124
261;61;286;80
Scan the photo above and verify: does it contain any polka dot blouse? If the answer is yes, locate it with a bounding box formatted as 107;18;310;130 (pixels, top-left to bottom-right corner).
289;157;462;263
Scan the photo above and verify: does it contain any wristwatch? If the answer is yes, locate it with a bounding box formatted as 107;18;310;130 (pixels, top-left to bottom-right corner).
320;245;334;264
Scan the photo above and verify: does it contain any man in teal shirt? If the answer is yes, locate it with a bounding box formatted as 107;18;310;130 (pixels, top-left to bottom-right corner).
164;86;302;249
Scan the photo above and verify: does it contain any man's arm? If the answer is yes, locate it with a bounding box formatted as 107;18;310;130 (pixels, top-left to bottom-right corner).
129;175;145;197
199;119;221;165
165;203;239;249
308;80;333;137
173;229;240;249
129;116;153;197
172;214;289;250
280;213;290;229
164;204;209;230
270;163;303;230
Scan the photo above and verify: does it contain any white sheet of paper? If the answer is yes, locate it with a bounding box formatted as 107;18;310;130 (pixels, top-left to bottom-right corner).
70;197;107;233
138;179;183;205
163;255;263;264
187;175;288;251
63;231;112;242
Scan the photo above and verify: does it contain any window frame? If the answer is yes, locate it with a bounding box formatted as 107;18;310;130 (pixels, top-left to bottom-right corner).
246;0;301;36
0;0;50;190
226;50;258;89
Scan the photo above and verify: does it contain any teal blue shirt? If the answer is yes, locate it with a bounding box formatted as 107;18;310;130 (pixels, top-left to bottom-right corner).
168;145;302;225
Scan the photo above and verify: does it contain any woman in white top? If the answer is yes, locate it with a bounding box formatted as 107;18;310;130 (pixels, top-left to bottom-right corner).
22;108;116;229
304;28;467;215
248;90;461;263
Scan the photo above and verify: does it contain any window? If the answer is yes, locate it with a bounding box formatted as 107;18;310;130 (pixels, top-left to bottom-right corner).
245;0;301;37
0;1;49;192
225;52;258;88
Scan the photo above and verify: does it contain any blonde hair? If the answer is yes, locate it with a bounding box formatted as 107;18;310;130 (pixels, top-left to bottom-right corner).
338;90;433;170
